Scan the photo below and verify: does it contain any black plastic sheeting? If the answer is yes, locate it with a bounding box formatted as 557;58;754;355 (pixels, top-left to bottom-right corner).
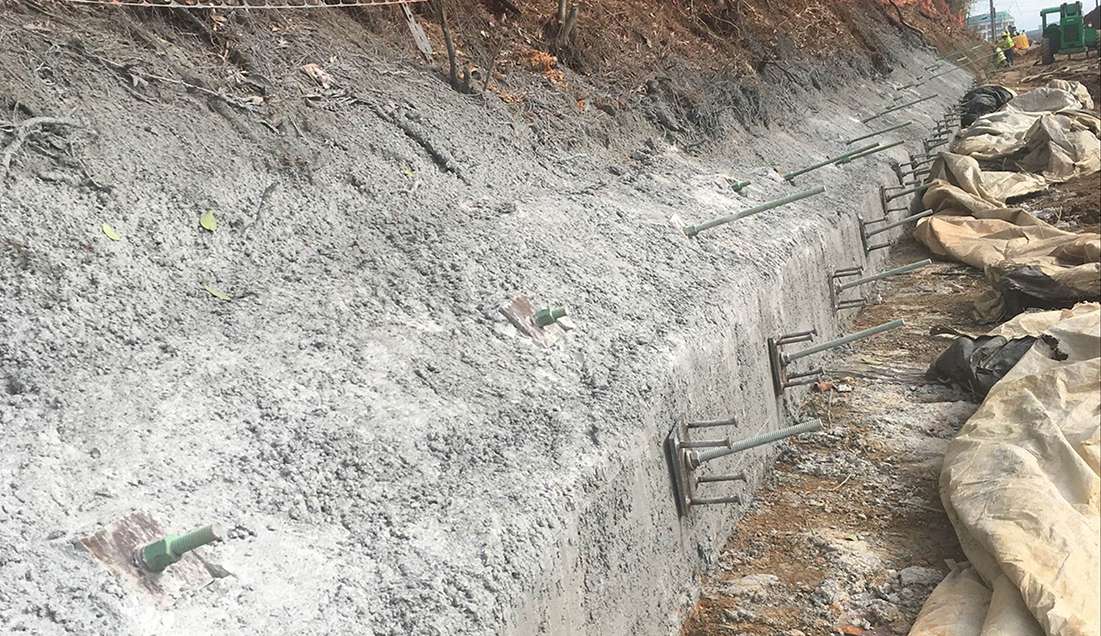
927;330;1071;399
990;264;1100;322
959;85;1015;127
927;333;1036;398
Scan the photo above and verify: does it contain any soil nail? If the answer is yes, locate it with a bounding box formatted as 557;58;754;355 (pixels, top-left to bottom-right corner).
845;121;912;146
783;145;878;182
684;186;825;237
862;94;937;124
835;259;932;292
135;524;225;573
534;307;567;326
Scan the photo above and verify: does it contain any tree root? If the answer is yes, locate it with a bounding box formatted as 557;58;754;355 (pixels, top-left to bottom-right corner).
1;117;81;179
366;102;467;184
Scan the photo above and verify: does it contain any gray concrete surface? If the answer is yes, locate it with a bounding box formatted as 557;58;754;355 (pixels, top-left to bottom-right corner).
0;9;970;635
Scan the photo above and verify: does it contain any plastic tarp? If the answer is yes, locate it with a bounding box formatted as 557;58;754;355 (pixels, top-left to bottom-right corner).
926;329;1037;398
960;85;1016;127
909;303;1101;636
914;153;1101;321
948;81;1099;181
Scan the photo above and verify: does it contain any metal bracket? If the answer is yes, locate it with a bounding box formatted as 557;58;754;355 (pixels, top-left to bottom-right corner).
664;418;746;517
767;331;823;395
858;216;881;254
829;267;866;312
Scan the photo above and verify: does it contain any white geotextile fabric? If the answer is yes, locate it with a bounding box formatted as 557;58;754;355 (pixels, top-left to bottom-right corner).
949;81;1100;181
909;303;1101;636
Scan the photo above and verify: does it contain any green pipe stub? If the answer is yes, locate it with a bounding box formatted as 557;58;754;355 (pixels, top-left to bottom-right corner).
136;524;225;573
534;307;567;327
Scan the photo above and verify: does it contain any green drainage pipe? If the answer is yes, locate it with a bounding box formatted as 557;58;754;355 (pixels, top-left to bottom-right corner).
845;121;912;146
684;186;826;237
862;94;937;124
136;524;225;573
783;143;879;182
836;140;906;164
731;180;751;192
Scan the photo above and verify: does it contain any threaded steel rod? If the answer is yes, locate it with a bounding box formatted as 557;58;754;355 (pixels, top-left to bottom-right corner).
845;121;912;145
885;183;927;202
837;259;931;291
784;320;904;363
696;472;747;483
685;186;825;236
687;417;737;429
689;421;822;467
690;495;742;506
903;67;962;90
783;144;879;181
864;210;935;238
691;420;823;466
838;140;906;164
862;94;937;124
680;438;731;449
171;525;222;555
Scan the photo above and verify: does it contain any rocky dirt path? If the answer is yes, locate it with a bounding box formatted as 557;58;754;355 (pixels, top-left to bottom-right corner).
682;239;988;636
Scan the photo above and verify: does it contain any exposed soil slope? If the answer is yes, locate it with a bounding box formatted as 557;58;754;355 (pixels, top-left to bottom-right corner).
1;1;972;634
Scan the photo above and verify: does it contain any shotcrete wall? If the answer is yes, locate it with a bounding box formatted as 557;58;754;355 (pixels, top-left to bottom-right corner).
0;13;969;634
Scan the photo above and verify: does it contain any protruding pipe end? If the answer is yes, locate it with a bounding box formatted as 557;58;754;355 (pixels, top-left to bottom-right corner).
534;307;567;327
136;524;227;574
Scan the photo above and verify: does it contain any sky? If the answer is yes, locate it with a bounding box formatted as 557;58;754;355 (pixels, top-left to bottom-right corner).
971;0;1101;31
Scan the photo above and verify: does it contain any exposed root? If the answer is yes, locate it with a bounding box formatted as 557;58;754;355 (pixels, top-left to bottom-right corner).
1;116;81;179
370;104;468;183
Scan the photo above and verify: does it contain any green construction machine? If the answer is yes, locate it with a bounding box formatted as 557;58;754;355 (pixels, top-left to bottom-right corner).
1039;1;1100;64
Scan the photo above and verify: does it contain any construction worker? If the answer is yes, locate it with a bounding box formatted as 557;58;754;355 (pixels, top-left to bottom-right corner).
999;29;1016;64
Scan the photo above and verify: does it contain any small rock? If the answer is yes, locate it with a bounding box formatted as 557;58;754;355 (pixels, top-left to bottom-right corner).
814;577;849;605
863;598;902;624
722;608;756;623
721;573;781;600
898;566;942;589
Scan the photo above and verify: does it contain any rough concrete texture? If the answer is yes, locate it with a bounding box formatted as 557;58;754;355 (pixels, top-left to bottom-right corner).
0;9;970;635
684;240;989;634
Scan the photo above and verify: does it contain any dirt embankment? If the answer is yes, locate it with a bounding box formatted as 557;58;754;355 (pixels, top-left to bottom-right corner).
2;1;972;634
